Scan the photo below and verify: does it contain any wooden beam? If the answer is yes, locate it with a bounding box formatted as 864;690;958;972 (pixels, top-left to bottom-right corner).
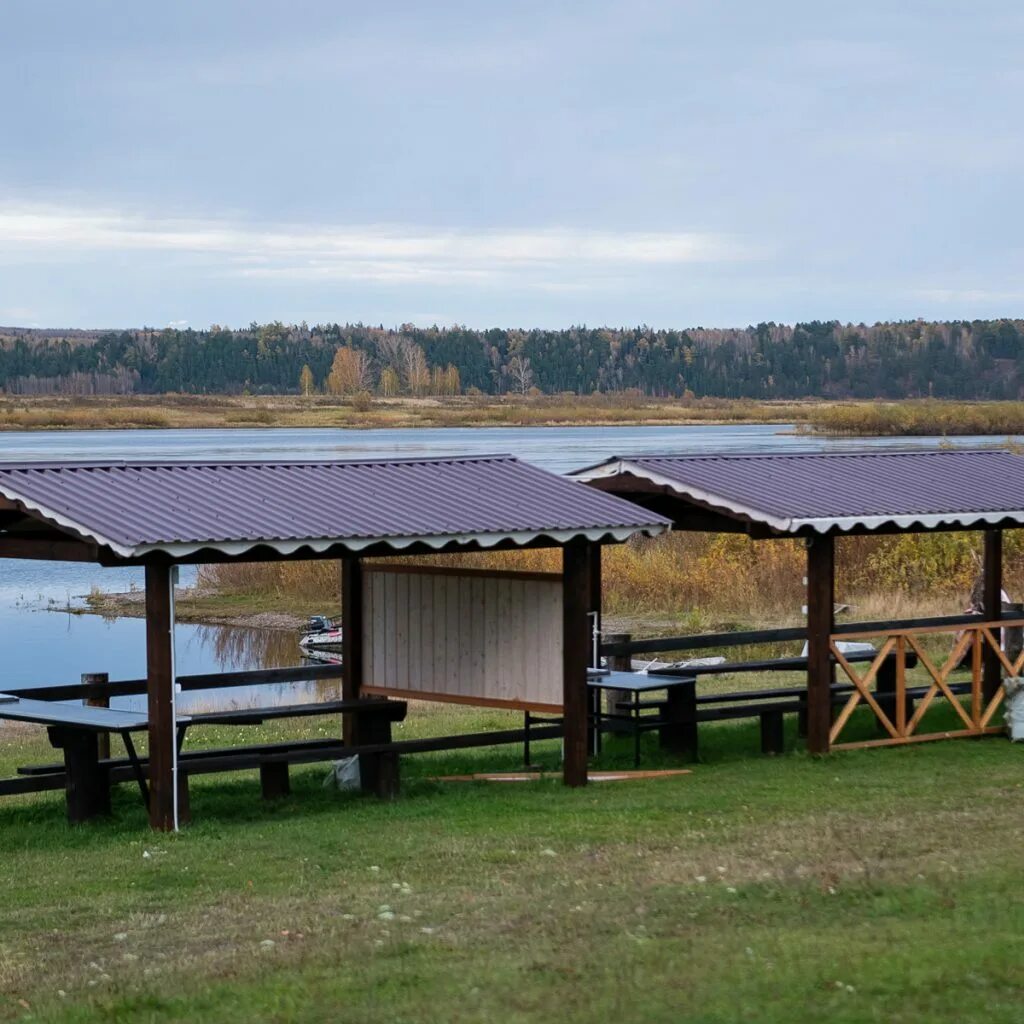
806;535;835;755
98;533;612;567
341;557;364;746
982;530;1004;702
562;539;593;786
0;537;100;561
145;563;178;831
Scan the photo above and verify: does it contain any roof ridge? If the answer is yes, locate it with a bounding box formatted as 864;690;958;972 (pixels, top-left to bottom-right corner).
631;447;1015;460
0;454;520;471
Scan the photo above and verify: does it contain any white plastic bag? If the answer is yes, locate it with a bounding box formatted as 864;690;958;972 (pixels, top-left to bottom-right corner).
323;755;361;790
1004;678;1024;742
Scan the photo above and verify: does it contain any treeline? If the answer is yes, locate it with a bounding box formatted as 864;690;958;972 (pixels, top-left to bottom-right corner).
2;319;1024;398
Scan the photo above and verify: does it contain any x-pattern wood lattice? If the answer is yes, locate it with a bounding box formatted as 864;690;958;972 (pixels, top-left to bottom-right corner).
828;618;1022;749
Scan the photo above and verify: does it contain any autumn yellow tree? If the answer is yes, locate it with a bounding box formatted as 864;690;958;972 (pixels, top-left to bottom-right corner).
400;342;430;396
298;364;315;396
379;366;400;397
326;346;372;395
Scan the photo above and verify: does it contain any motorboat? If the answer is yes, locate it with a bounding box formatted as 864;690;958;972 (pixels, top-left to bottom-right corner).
299;615;344;652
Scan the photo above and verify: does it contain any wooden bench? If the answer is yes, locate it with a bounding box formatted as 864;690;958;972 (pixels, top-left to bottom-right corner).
2;695;407;822
636;672;971;759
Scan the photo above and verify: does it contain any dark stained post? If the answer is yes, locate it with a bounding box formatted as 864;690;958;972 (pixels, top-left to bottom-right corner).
145;563;177;831
982;529;1004;703
83;672;110;761
341;556;364;746
806;534;835;756
586;543;603;755
588;543;602;663
562;539;593;786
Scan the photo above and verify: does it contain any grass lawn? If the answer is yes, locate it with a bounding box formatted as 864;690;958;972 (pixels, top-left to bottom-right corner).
0;702;1022;1024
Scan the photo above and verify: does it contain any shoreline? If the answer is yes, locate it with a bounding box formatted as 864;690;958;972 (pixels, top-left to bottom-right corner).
83;588;311;631
81;587;683;637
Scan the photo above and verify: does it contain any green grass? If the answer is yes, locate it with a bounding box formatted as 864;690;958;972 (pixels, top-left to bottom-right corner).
0;701;1022;1024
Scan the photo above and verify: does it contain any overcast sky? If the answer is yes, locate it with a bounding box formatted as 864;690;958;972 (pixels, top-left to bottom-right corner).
1;1;1022;330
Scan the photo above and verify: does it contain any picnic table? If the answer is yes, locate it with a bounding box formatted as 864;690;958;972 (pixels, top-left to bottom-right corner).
586;670;696;765
0;693;406;823
0;694;189;821
522;671;696;768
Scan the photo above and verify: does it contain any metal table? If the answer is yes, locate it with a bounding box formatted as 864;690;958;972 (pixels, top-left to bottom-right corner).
587;670;696;766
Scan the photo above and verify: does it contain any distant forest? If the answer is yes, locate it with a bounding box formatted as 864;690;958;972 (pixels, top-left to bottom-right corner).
2;319;1024;399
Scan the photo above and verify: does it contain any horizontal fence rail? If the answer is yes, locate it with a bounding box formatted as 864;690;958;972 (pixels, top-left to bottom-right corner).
599;614;991;658
6;663;347;703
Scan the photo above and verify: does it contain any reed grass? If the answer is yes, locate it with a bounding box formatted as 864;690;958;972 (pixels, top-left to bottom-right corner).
200;529;1024;628
0;393;814;431
805;400;1024;436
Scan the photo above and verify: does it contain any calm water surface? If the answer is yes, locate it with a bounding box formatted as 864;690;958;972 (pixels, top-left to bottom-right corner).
0;423;1012;706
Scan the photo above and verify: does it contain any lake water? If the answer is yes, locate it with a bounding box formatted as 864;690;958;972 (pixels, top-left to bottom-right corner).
0;423;1012;707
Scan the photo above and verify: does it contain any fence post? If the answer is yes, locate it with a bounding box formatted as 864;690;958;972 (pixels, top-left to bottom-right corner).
1003;601;1023;668
83;672;110;761
604;632;634;716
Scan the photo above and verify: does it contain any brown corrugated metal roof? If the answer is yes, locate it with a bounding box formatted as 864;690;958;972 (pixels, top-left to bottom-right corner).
573;449;1024;534
0;455;669;560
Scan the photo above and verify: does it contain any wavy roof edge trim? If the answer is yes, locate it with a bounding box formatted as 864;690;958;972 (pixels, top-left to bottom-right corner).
0;458;670;559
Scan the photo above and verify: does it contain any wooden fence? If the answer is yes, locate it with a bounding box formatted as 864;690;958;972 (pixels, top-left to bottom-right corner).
828;617;1023;750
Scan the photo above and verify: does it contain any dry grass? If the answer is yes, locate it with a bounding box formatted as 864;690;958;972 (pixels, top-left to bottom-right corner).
5;394;1024;434
806;400;1024;436
201;530;1024;629
0;393;817;431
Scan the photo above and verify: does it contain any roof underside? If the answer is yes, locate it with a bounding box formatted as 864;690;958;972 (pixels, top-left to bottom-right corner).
0;456;669;562
573;449;1024;535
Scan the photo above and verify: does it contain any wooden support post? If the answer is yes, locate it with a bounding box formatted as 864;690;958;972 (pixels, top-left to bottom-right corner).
982;530;1004;702
562;539;593;786
49;726;111;824
145;563;178;831
83;672;110;761
806;535;835;756
341;557;364;747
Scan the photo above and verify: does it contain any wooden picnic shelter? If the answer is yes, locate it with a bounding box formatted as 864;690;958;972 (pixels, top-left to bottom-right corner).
0;456;668;829
574;449;1024;754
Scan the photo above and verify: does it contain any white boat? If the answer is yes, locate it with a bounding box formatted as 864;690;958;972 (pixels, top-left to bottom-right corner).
299;627;343;651
298;615;344;652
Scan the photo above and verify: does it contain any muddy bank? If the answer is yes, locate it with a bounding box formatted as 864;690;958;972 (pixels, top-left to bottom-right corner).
83;588;308;631
81;587;671;636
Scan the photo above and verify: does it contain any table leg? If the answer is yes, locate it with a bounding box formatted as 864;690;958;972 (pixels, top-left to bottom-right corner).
49;727;110;824
660;684;698;761
634;691;641;767
121;732;150;809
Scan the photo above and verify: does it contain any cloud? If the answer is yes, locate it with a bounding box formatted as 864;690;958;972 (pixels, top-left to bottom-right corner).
913;287;1024;305
0;200;758;289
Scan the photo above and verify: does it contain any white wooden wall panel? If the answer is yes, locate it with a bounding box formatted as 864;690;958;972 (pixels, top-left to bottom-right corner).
362;566;563;710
